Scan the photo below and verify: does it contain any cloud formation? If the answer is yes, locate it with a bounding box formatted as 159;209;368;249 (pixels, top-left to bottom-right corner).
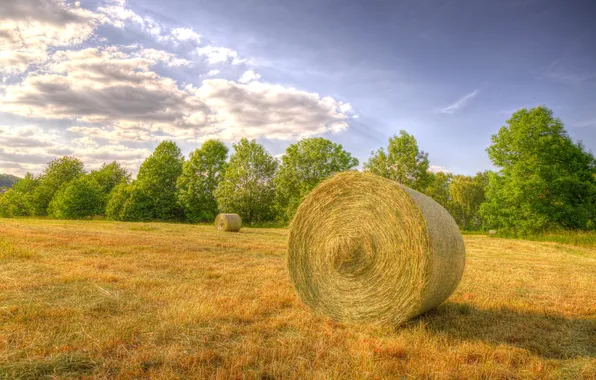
439;90;478;114
0;0;356;176
0;0;108;74
238;69;262;84
0;126;150;175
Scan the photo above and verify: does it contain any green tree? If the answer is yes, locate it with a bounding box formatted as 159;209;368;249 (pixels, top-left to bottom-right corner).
215;138;278;224
134;141;184;220
89;161;131;194
0;173;39;217
177;140;228;223
105;182;132;221
424;171;453;210
364;130;432;191
33;156;85;215
274;138;358;221
48;176;104;219
120;182;154;221
449;172;488;229
480;106;596;232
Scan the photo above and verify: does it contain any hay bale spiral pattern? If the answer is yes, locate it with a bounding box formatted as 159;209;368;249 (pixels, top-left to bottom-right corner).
215;213;242;232
288;172;465;325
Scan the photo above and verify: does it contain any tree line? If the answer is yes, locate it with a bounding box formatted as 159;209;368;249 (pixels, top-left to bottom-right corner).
1;106;595;233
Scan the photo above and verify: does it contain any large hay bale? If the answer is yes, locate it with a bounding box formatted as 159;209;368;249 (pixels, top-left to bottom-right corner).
288;172;465;325
215;213;242;232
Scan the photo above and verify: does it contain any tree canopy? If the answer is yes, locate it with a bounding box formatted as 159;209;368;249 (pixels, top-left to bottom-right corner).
32;156;85;216
135;141;185;220
48;176;104;219
275;138;358;221
177;140;229;223
215;139;278;223
480;106;596;232
364;130;432;191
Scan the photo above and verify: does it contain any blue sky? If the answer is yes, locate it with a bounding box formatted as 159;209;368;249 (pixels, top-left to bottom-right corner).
1;0;595;176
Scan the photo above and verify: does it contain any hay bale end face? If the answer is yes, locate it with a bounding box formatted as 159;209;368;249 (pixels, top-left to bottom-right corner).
215;213;242;232
287;172;465;325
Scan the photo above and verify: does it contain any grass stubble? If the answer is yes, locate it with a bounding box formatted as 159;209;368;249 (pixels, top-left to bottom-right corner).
0;218;595;379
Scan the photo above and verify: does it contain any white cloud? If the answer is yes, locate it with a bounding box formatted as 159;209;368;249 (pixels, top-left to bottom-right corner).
194;79;352;141
1;45;354;144
429;165;450;173
170;27;201;44
238;69;261;84
0;0;109;75
0;0;357;174
0;125;151;176
439;90;478;114
197;46;246;65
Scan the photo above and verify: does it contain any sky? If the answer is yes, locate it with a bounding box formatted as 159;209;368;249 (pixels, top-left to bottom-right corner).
1;0;595;177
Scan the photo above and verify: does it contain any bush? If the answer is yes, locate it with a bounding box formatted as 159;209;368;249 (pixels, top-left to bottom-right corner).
48;177;104;219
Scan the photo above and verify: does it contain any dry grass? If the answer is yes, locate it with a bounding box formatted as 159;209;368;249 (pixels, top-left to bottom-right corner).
0;219;595;379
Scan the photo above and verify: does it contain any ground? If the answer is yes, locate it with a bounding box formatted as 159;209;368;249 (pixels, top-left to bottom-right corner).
0;219;595;379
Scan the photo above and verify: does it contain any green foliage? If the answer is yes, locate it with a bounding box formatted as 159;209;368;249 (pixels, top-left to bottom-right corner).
33;156;85;216
274;138;359;221
105;182;132;221
364;130;432;191
424;172;453;210
0;173;40;217
120;182;154;221
135;141;184;220
88;161;131;195
480;106;596;233
48;176;104;219
215;138;278;224
177;140;228;223
449;172;488;229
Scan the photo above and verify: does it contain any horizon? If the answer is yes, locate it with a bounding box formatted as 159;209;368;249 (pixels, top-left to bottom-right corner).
1;0;595;177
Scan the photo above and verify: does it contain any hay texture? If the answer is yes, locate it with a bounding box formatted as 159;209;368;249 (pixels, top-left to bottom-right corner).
215;213;242;232
288;172;465;325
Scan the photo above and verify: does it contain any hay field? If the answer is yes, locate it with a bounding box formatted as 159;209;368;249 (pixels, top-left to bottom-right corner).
0;219;595;379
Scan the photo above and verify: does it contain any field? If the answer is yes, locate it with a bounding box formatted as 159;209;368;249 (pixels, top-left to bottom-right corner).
1;219;595;379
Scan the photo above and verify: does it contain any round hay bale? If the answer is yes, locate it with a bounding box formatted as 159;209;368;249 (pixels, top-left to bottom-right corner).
287;172;465;325
215;213;242;232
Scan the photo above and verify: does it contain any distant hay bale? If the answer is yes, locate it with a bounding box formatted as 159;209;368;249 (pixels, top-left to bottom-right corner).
287;172;465;325
488;229;497;235
215;213;242;232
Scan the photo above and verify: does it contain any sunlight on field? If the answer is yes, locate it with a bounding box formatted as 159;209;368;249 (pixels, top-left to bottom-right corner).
0;219;595;379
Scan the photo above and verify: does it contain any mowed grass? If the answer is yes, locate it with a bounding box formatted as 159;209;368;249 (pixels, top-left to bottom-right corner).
0;219;595;379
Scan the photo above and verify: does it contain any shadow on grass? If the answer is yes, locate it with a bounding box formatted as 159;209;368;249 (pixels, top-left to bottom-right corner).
414;302;596;359
0;354;98;379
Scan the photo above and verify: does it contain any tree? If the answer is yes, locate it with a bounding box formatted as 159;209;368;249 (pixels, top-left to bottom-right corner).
480;106;596;232
48;176;104;219
215;139;278;224
120;182;154;221
105;182;132;221
89;161;131;194
274;138;358;221
0;173;39;217
135;141;184;220
177;140;228;223
449;172;488;229
33;156;85;215
364;130;432;191
424;171;453;210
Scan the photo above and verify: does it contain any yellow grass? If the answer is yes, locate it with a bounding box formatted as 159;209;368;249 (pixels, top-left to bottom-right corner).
0;219;595;379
